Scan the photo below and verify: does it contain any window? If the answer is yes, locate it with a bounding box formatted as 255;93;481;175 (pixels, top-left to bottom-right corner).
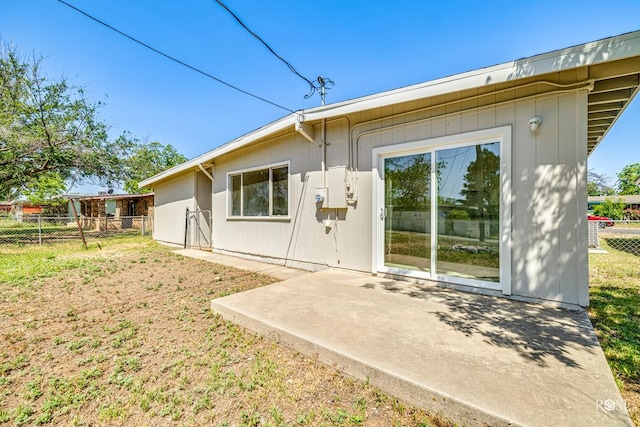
228;164;289;218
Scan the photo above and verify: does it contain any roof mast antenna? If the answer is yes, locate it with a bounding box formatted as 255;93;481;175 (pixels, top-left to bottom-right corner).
305;76;334;106
317;76;334;106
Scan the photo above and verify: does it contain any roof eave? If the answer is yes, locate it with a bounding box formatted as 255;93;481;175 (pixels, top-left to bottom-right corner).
139;115;297;188
303;31;640;122
140;30;640;188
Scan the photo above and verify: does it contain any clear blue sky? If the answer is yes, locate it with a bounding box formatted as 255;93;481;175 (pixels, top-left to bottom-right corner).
2;0;639;192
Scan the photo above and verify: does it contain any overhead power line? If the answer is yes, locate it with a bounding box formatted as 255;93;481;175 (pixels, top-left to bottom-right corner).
56;0;295;113
213;0;332;100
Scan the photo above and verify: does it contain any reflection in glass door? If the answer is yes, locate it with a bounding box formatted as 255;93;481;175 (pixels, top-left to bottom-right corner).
436;143;500;282
379;140;501;287
384;153;431;272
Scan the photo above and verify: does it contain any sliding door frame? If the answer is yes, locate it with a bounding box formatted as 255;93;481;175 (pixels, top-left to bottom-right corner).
372;126;512;295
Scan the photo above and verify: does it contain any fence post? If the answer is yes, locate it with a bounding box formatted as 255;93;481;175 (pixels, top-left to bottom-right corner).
38;215;42;245
70;198;88;249
141;216;145;236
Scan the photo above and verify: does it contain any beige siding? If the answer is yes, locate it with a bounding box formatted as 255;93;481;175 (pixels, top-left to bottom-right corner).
512;100;538;299
156;86;589;306
195;171;213;246
145;32;640;308
153;172;194;245
212;129;374;271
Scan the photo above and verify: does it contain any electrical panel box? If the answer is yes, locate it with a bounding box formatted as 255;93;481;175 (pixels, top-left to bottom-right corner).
327;166;348;209
315;187;328;209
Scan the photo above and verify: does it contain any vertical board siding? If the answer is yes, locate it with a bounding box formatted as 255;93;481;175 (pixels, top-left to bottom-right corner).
558;92;581;304
460;90;479;133
211;120;375;271
153;173;195;245
477;93;497;130
203;92;586;305
512;100;538;298
444;91;462;136
417;115;432;141
535;95;562;301
431;113;446;139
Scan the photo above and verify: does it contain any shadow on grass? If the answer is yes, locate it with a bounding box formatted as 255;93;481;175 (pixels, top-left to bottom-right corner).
589;285;640;383
361;281;597;369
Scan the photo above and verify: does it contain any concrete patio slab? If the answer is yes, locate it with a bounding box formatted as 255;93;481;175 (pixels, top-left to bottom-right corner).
210;268;632;427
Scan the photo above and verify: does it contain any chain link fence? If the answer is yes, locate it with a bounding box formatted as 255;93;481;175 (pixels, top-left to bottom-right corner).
0;215;153;245
589;220;640;255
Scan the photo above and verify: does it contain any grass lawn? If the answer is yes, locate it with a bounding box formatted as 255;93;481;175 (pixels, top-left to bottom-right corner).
0;236;451;426
589;237;640;425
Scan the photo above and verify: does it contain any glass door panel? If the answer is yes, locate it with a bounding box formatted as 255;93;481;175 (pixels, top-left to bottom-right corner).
384;153;431;272
436;143;500;282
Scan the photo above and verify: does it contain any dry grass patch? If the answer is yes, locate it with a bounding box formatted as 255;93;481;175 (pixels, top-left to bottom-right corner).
0;237;452;426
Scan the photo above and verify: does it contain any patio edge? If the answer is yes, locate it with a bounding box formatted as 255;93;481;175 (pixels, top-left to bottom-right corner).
210;298;515;427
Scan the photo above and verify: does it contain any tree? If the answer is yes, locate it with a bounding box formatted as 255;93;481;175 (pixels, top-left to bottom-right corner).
123;141;188;194
0;42;134;200
24;174;68;215
24;174;66;205
385;154;432;211
461;146;500;241
587;169;615;196
593;197;626;220
617;163;640;195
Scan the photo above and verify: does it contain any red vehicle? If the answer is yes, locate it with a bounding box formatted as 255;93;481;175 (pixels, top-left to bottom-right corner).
588;214;614;228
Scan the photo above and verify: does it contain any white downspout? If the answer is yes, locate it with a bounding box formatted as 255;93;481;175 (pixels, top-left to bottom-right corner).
321;118;327;187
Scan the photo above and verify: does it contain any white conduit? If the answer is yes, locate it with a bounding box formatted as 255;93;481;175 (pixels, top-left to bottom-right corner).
321;118;326;187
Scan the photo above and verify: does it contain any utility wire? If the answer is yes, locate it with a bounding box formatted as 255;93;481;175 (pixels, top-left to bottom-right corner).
213;0;325;99
56;0;296;113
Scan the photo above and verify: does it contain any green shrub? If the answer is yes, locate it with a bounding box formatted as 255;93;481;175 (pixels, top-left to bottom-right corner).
593;197;626;220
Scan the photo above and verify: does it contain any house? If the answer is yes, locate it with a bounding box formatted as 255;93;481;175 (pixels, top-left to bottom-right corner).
0;200;44;216
71;193;154;218
68;193;154;231
141;31;640;309
588;195;640;211
0;201;12;214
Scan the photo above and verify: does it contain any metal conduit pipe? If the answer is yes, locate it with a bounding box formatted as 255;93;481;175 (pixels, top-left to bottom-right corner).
321;118;327;187
348;79;594;170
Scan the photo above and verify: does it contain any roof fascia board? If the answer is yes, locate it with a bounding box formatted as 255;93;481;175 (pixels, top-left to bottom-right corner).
75;193;154;201
139;116;296;187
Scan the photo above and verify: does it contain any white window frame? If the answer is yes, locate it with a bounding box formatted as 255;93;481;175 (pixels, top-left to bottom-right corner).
226;160;291;220
372;126;512;295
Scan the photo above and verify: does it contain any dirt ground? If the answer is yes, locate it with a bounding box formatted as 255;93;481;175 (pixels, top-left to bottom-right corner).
0;239;451;426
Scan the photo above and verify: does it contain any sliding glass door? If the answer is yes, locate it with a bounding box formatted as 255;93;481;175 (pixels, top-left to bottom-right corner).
376;129;508;290
384;153;432;273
